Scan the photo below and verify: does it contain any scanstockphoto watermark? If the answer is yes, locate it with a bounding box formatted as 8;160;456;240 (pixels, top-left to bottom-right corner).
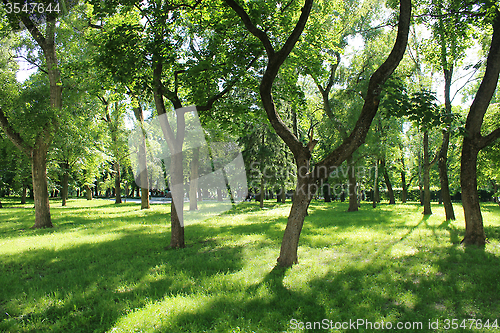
127;106;248;227
290;318;424;330
248;162;378;181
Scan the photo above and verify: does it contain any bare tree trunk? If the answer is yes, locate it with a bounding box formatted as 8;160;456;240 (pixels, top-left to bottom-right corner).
32;143;53;228
189;147;199;211
423;131;432;215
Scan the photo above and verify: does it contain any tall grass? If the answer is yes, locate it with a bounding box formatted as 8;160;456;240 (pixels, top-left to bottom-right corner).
0;198;499;332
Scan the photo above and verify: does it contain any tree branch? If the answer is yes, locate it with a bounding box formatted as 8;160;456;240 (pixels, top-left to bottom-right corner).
479;127;500;150
0;107;30;155
224;0;275;57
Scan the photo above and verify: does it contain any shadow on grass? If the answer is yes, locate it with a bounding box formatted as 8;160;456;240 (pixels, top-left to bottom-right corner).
0;226;245;333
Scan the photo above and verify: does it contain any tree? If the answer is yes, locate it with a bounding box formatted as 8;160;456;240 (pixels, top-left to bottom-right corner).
0;6;69;227
90;0;260;248
226;0;411;266
461;6;500;246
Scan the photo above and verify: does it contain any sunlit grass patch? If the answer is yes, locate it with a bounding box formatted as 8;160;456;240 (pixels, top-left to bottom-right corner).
0;198;499;332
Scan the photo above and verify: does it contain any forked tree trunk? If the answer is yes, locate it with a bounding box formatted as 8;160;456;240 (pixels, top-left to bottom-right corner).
461;11;500;246
423;131;432;215
189;147;199;211
32;143;53;228
226;0;410;267
114;161;122;204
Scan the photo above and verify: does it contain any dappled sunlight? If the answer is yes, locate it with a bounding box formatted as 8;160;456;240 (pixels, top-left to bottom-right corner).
1;199;500;332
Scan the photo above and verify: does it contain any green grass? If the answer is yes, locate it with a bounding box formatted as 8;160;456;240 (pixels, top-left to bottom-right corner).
1;198;500;332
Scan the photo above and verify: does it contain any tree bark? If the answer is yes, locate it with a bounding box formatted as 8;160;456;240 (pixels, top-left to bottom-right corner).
32;141;53;228
399;145;408;203
461;10;500;246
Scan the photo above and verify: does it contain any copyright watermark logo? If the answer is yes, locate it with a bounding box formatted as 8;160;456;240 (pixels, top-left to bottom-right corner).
128;106;247;226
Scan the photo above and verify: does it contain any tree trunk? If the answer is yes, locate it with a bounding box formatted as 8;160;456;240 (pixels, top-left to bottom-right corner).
189;147;199;211
373;160;379;208
259;176;264;208
347;157;358;212
461;11;500;246
134;104;150;210
61;162;69;206
31;144;53;228
461;142;485;245
21;186;27;204
277;164;312;267
226;0;411;267
323;183;331;202
169;151;185;249
423;131;432;215
114;161;122;204
438;67;456;220
401;171;407;203
438;131;455;220
382;159;395;204
85;184;92;200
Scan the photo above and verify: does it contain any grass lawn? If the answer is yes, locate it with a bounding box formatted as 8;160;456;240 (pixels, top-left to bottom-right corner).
1;198;500;332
